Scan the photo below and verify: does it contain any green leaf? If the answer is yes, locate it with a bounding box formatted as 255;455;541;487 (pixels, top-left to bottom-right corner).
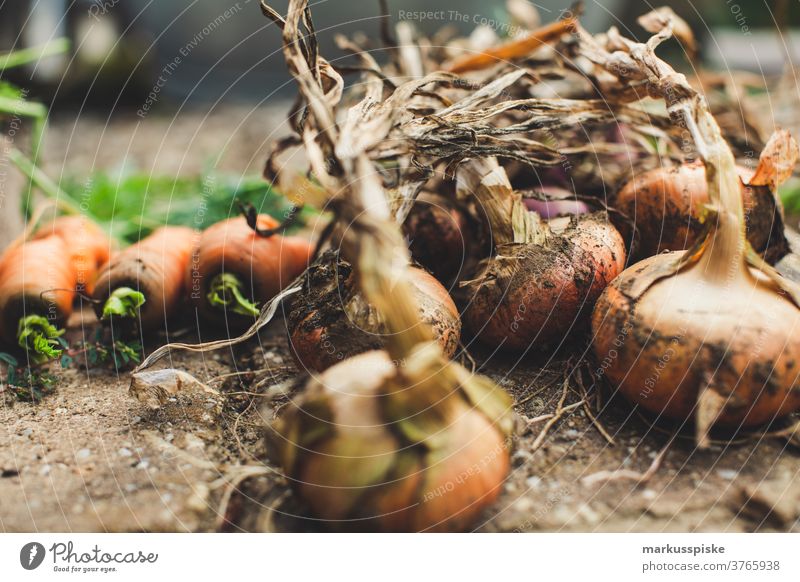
17;315;65;364
207;273;260;317
0;38;70;71
102;287;146;319
0;352;19;367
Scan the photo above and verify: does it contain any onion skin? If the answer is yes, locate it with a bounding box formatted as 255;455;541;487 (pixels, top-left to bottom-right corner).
403;193;479;284
288;251;461;372
187;215;312;328
592;252;800;428
614;163;789;263
268;350;511;532
463;212;625;351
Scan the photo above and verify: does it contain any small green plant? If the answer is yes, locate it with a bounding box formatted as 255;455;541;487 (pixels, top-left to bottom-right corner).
71;329;143;371
0;352;60;403
17;315;66;365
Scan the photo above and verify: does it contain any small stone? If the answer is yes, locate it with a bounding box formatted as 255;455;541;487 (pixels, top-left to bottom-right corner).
76;448;91;460
40;464;52;476
136;460;150;470
526;476;543;489
642;489;657;500
125;483;137;493
118;448;133;457
717;469;738;481
22;428;33;437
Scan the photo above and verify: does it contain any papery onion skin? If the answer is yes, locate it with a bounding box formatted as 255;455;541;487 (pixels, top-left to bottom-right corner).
592;251;800;427
614;163;789;263
404;193;480;284
463;212;625;351
268;350;511;532
287;251;462;372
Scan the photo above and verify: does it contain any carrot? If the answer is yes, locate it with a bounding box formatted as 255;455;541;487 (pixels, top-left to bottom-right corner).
0;236;76;362
446;17;576;74
31;215;111;294
187;215;312;327
0;215;110;362
92;226;197;332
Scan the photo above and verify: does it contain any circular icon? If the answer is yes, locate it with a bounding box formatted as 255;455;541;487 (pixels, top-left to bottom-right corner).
20;542;46;570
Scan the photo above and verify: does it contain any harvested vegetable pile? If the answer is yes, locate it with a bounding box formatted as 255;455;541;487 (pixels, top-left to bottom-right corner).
3;1;800;533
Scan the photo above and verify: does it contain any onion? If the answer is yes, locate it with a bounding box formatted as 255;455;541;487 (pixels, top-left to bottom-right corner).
614;158;790;263
458;159;626;351
287;250;462;372
267;346;513;531
523;187;590;219
593;129;800;445
403;192;482;284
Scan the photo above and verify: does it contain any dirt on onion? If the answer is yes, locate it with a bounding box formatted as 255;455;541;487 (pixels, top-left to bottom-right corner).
267;348;513;532
287;250;462;372
614;161;790;264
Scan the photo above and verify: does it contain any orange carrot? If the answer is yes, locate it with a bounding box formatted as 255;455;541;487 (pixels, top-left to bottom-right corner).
447;17;576;74
187;215;312;327
0;236;76;360
0;215;110;361
31;215;111;295
92;226;197;332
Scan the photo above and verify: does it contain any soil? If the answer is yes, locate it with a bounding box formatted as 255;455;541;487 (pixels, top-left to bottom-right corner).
2;108;799;533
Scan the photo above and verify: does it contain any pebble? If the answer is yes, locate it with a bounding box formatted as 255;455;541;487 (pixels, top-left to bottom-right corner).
118;448;133;457
717;469;738;481
526;476;543;489
76;448;91;460
125;483;137;493
642;489;658;500
576;503;602;525
136;460;150;470
40;464;52;476
22;428;33;437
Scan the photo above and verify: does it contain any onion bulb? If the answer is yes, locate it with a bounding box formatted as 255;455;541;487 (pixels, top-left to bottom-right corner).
403;192;482;284
458;159;626;351
593;130;800;445
614;150;790;263
287;250;461;372
267;346;514;531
